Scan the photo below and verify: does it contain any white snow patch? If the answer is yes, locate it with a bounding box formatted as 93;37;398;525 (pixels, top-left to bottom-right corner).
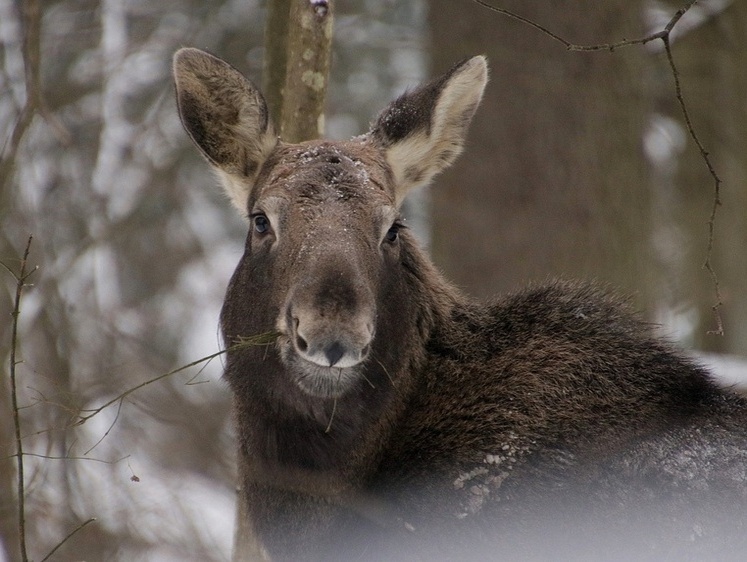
693;352;747;390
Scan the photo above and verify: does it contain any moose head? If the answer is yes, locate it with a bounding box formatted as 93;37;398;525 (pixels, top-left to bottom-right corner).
173;48;487;400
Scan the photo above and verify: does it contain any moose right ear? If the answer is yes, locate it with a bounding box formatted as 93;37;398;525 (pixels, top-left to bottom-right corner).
173;48;278;216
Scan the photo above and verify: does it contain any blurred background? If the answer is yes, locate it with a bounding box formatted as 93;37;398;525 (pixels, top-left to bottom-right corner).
0;0;744;559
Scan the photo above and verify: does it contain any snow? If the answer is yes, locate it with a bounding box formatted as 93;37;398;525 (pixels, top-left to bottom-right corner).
695;352;747;391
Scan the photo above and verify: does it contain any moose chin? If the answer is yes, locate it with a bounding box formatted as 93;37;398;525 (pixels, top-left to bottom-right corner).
173;48;747;562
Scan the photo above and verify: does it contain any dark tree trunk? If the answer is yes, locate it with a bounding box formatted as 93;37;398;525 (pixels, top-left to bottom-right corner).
428;2;656;312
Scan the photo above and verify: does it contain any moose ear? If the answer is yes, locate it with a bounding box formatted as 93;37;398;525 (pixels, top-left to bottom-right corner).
173;48;278;216
370;56;488;205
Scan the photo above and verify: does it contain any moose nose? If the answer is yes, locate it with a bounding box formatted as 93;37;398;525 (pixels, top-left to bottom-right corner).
290;312;373;369
296;332;345;366
284;259;376;370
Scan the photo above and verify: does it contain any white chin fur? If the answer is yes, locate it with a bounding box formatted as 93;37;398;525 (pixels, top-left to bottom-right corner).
291;359;359;398
300;352;363;370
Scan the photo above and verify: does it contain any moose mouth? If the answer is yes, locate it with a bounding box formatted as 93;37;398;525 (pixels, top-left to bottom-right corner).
279;338;362;398
292;361;360;398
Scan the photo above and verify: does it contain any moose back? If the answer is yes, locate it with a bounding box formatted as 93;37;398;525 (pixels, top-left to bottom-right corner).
173;49;747;561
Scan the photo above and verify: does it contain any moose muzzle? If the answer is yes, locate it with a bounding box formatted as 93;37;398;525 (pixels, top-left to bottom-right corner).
283;261;376;371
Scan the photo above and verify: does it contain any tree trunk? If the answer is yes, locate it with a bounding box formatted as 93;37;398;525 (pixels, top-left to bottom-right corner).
274;0;332;142
232;2;335;557
262;0;292;127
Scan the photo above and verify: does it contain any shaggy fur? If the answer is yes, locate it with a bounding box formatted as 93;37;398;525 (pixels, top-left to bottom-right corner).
173;49;747;561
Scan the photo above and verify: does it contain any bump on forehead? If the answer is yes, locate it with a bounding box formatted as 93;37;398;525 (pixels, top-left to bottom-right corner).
259;140;396;207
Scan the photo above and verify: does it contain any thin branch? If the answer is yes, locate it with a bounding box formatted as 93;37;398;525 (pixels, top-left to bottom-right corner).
75;350;225;424
469;0;574;47
661;35;724;335
39;518;96;562
5;235;36;562
359;371;376;390
373;356;395;386
2;262;100;562
83;399;124;455
14;452;129;464
184;353;216;385
76;332;279;425
127;460;140;482
471;0;695;51
472;0;724;334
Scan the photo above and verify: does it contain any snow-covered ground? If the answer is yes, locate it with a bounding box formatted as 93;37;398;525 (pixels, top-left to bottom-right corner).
694;352;747;392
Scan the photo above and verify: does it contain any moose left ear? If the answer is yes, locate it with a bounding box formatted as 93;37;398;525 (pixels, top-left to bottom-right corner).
370;56;488;205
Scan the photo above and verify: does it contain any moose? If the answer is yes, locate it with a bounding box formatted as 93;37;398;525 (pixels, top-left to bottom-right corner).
173;48;747;561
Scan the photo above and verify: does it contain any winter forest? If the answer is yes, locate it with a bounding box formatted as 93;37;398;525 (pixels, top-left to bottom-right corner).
1;0;745;560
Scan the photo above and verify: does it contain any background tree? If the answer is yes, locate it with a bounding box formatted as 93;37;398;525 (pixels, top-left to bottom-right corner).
429;0;656;307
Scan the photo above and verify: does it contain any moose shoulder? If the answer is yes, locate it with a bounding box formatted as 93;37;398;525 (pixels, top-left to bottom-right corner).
173;48;747;561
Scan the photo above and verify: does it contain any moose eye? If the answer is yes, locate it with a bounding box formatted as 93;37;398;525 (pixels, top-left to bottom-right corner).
252;214;270;235
385;223;402;243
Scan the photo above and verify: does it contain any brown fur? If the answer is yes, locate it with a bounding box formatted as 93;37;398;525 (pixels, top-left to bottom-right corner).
173;49;747;561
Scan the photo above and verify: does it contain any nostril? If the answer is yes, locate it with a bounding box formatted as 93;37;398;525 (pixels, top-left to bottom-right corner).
361;343;371;358
296;335;308;352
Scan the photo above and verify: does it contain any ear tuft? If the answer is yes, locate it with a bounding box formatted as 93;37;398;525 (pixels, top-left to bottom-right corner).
173;48;278;215
370;56;488;205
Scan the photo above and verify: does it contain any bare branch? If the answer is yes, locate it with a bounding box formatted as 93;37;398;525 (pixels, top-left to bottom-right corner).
39;518;96;562
471;0;696;51
661;35;724;335
324;396;337;434
76;332;279;425
5;235;35;562
83;399;124;455
12;453;129;464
